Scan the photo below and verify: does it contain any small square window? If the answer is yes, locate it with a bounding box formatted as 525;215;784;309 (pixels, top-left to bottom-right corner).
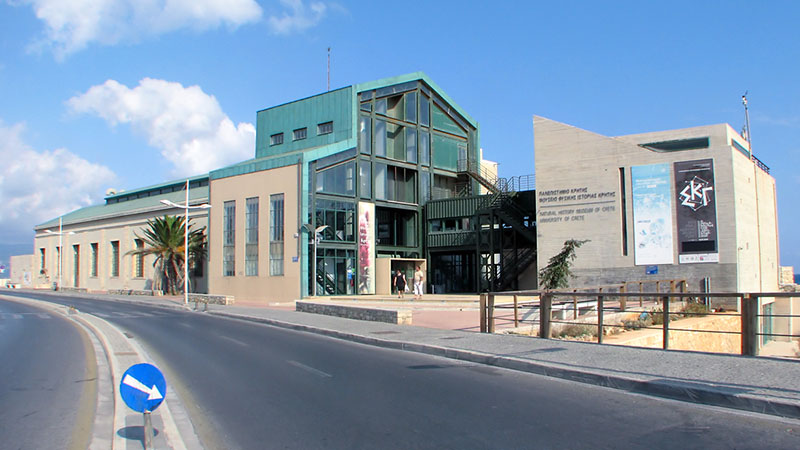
293;127;307;141
270;133;284;146
317;121;333;135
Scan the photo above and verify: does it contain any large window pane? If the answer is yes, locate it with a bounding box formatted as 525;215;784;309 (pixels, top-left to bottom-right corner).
419;130;430;166
405;91;417;123
374;163;416;203
245;197;259;276
432;134;464;171
223;201;235;276
316;162;355;196
375;119;386;157
406;128;417;164
270;194;284;276
420;171;431;204
359;160;371;199
419;95;430;127
359;115;371;155
386;122;405;161
376;207;417;247
315;199;355;242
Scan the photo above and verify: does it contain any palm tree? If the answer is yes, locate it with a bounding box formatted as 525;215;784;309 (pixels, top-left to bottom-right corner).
127;215;207;295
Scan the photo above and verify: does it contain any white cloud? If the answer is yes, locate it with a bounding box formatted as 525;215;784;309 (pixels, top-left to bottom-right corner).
267;0;328;35
68;78;255;177
19;0;262;59
0;120;116;241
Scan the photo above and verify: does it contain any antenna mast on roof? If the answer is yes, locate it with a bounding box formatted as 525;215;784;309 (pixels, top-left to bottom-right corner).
327;47;331;91
742;91;752;156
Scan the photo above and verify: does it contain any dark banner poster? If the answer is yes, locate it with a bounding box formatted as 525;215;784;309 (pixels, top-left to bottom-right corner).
674;159;718;263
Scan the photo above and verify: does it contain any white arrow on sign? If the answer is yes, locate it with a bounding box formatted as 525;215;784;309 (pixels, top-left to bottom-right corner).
122;374;163;401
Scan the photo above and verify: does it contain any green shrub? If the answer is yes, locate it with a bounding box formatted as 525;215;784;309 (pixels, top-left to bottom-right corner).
554;324;597;339
681;302;709;317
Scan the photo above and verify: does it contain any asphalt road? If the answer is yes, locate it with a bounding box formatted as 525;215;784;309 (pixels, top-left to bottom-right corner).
7;291;800;449
0;297;95;450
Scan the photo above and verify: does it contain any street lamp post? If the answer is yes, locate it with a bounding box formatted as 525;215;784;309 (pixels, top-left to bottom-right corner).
45;216;74;290
161;180;210;305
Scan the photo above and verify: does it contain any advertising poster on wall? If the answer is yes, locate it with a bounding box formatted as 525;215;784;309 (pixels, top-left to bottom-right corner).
357;201;375;294
631;163;674;265
674;159;718;263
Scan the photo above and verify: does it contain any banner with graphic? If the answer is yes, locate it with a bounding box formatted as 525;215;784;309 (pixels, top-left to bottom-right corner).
674;159;718;263
631;163;674;265
357;201;375;294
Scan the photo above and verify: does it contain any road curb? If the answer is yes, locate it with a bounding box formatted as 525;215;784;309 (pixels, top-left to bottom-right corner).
208;310;800;420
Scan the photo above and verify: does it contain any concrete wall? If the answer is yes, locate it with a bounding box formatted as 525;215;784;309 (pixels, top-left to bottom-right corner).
208;163;302;304
533;117;779;303
9;254;33;287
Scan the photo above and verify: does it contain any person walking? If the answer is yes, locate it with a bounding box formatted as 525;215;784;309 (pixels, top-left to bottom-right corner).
413;266;424;301
393;269;407;299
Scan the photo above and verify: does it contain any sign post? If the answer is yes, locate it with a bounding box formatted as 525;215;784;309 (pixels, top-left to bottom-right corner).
119;363;167;450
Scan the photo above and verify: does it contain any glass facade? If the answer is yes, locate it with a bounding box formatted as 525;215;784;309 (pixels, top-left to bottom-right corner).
305;79;476;296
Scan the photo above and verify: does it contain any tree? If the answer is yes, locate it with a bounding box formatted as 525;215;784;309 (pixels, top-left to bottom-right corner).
127;215;207;295
538;239;589;290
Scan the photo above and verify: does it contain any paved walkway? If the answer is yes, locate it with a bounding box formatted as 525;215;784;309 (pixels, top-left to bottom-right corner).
16;289;800;421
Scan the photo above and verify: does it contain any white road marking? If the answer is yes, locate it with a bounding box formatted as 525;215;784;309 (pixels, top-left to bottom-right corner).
287;360;333;378
219;335;249;347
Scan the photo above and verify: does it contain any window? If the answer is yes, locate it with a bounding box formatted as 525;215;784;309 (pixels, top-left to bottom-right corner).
376;207;417;247
359;160;371;199
245;197;259;276
315;199;355;242
40;248;46;274
90;243;98;277
223;201;236;276
270;194;285;276
134;239;144;278
315;162;355;196
419;130;430;166
270;133;284;146
56;246;61;278
419;94;430;127
358;116;371;154
110;241;120;277
374;163;417;203
317;121;333;135
293;127;307;141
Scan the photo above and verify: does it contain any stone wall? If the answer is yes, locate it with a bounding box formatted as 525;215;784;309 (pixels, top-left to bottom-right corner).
296;301;412;325
605;314;742;354
188;293;234;305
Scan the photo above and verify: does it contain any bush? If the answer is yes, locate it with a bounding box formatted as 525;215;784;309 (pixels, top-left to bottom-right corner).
553;324;597;339
681;302;709;317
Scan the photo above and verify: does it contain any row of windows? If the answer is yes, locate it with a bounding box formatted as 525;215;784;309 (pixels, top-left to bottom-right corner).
40;239;147;281
270;121;334;146
315;158;461;204
223;194;285;277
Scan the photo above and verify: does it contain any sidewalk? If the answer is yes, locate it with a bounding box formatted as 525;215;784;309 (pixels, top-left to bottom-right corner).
27;289;800;420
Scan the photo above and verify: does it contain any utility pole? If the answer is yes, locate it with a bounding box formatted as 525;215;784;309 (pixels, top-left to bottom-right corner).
327;47;331;91
742;92;752;155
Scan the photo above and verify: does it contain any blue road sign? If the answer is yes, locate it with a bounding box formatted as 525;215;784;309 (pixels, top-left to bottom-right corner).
120;363;167;413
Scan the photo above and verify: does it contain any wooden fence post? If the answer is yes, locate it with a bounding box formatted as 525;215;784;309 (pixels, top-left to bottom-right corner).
619;284;627;312
741;294;759;356
513;295;518;327
479;294;487;333
597;295;604;344
540;293;552;339
488;294;496;333
662;295;670;350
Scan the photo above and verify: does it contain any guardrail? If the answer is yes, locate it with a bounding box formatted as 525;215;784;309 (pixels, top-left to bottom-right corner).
479;290;799;357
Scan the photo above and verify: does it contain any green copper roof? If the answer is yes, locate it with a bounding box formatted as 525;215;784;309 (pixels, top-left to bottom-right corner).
35;185;209;230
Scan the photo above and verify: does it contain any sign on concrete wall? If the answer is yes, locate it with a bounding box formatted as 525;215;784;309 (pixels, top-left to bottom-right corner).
358;201;375;294
631;163;674;265
674;159;718;263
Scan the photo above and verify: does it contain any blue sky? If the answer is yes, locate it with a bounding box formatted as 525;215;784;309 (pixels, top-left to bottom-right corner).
1;0;798;270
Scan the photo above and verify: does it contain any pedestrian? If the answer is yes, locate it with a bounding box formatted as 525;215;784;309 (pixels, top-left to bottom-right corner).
394;269;407;299
413;265;424;301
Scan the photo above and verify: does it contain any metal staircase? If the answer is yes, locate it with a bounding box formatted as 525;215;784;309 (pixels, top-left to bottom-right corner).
457;158;538;292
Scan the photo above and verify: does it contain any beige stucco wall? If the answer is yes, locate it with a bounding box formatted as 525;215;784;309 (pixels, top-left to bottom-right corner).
533;117;779;297
208;164;302;304
33;208;208;292
10;254;34;286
